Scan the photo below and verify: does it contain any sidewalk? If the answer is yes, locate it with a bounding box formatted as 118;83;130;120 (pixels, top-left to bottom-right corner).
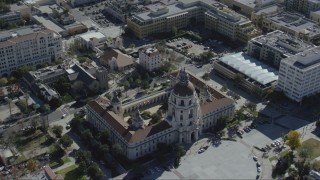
53;157;76;172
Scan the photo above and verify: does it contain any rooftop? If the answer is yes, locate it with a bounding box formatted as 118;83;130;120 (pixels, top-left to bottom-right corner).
33;15;64;33
268;12;320;37
220;52;278;85
79;31;106;42
20;167;63;180
101;48;134;68
283;46;320;69
251;30;315;56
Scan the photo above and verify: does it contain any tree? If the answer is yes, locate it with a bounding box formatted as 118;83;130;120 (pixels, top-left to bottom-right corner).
72;80;84;93
246;101;257;112
59;134;73;148
14;66;35;78
99;129;110;144
22;13;31;22
75;150;91;165
111;144;123;157
70;116;83;129
135;78;141;87
0;77;8;86
77;57;87;64
16;99;28;113
129;43;135;50
234;74;245;86
89;81;100;94
40;104;50;113
81;129;93;142
286;130;301;151
52;125;63;138
52;78;71;95
171;26;178;36
220;84;228;92
175;145;186;157
6;98;12;120
150;113;161;125
201;73;209;80
233;94;240;101
95;142;109;156
49;97;62;109
87;162;103;180
26;159;36;172
0;2;10;13
214;116;229;132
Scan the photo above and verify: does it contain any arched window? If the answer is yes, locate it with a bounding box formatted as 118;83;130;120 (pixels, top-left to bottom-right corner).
189;109;193;118
189;100;192;105
180;100;184;106
180;115;183;120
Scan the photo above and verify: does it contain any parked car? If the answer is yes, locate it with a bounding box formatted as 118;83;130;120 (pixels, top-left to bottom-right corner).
253;156;258;161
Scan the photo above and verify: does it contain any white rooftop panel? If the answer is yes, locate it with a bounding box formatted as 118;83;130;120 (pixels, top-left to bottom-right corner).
220;52;278;85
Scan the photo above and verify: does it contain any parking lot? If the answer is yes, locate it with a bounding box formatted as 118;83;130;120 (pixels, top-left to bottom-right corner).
78;2;111;28
166;37;212;56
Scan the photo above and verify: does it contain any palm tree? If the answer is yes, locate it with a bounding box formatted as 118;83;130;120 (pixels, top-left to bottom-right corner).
7;98;12;120
24;93;29;113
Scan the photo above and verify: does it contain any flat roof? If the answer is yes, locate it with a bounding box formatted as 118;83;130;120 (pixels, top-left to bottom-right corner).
135;3;199;21
268;12;320;37
251;30;315;56
220;52;278;85
79;31;105;41
283;46;320;69
33;15;64;33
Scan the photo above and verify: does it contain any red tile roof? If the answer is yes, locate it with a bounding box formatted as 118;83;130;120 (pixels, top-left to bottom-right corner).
87;101;171;143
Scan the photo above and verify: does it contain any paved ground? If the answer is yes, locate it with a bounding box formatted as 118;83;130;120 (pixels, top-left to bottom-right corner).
167;38;210;56
153;138;258;179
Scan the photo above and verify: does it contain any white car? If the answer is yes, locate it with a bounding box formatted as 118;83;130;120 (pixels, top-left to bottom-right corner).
257;167;261;173
62;114;66;118
253;156;258;161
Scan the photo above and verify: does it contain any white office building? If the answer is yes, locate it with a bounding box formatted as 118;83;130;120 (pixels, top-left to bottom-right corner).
138;47;161;72
0;26;63;76
247;30;315;68
278;46;320;102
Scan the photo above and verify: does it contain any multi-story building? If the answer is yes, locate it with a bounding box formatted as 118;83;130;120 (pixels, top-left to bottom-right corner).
127;0;260;42
213;52;278;93
284;0;320;17
261;12;320;43
219;0;277;17
310;10;320;23
0;26;63;76
86;69;234;160
247;30;315;68
138;47;161;71
277;46;320;102
0;11;21;23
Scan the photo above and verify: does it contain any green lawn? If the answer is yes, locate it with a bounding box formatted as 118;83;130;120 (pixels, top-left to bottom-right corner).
15;131;49;151
56;165;83;180
62;93;74;104
269;149;289;162
62;157;71;163
298;138;320;159
50;156;71;168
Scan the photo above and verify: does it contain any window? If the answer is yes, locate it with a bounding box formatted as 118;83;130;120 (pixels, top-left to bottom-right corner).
180;100;184;106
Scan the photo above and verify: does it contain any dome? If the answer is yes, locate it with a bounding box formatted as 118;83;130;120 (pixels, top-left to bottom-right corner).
172;68;195;96
173;82;195;96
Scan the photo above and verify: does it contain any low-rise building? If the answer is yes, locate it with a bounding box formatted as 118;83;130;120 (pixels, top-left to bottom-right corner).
277;46;320;102
86;69;234;160
20;166;63;180
0;11;21;23
77;31;107;50
284;0;320;17
247;30;315;68
219;0;277;17
100;48;135;71
213;52;278;93
0;26;63;76
138;47;161;71
310;10;320;24
251;4;283;27
261;12;320;43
